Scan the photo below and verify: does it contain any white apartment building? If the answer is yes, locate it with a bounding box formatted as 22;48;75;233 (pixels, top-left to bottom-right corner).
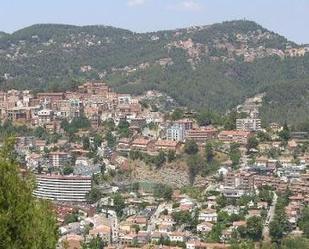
34;174;92;202
236;118;261;131
166;124;185;142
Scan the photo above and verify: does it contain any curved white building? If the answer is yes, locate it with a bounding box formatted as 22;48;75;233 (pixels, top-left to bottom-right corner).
34;174;92;202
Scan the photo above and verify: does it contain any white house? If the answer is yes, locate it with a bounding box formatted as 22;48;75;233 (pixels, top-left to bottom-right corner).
198;209;217;223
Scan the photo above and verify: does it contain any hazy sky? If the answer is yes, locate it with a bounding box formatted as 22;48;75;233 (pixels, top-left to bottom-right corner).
1;0;309;44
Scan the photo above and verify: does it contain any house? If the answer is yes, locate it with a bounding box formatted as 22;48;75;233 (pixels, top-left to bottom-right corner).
49;152;70;167
151;232;168;243
186;127;218;144
186;240;229;249
132;215;148;229
246;210;261;218
168;231;186;242
198;209;217;223
179;197;195;211
257;201;268;209
158;223;173;233
218;130;252;145
220;228;232;242
222;205;240;215
89;224;111;243
197;222;213;233
37;109;53;125
37;92;64;103
136;231;150;245
154;140;181;152
131;138;154;151
232;220;246;229
119;233;136;245
60;234;83;249
34;139;47;151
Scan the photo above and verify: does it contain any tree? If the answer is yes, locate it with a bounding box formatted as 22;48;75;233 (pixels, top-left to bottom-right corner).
258;187;273;205
81;235;106;249
167;150;176;162
187;155;204;185
113;193;125;217
299;207;309;238
281;237;309;249
195;110;220;126
171;108;183;121
154;184;173;200
246;216;263;241
154;150;166;168
230;241;255;249
0;137;58;249
205;142;214;162
100;162;106;175
86;188;102;204
82;136;90;150
117;120;132;138
269;219;284;241
34;126;47;139
63;210;79;224
229;143;241;168
184;140;199;155
63;165;74;175
171;211;192;225
105;131;116;148
279;122;290;141
246;136;259;152
257;131;271;142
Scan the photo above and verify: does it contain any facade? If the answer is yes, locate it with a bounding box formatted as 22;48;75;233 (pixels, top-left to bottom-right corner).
236;118;261;131
154;140;180;152
49;152;70;167
218;130;252;144
166;124;185;142
186;127;218;144
175;119;193;131
37;109;53;125
34;174;92;202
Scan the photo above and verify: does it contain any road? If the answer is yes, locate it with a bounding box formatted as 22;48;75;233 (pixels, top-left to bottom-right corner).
262;191;278;241
147;202;167;232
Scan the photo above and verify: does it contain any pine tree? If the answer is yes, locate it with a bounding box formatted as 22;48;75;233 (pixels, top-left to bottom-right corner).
0;137;58;249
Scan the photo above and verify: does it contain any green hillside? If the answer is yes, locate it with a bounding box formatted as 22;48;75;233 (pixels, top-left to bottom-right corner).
0;20;308;125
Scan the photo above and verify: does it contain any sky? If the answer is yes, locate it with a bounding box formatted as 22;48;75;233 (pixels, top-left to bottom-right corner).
1;0;309;44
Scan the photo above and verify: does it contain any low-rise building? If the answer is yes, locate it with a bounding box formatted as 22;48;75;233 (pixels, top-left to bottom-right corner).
218;130;252;144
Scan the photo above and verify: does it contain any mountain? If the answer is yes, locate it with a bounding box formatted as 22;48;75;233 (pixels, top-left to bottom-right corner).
0;20;309;125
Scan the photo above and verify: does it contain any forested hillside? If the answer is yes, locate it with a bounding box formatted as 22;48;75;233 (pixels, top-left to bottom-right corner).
0;20;308;125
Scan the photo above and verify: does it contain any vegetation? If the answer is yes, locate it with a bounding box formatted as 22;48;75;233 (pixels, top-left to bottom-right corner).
153;183;173;201
184;140;199;155
0;21;309;125
269;193;291;242
0;137;58;248
113;193;125;217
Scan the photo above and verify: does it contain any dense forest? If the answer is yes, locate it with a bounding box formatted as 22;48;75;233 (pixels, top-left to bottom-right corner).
0;20;308;125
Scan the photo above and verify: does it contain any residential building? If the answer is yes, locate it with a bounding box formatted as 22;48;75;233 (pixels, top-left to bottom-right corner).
166;124;185;142
218;130;252;144
236;118;261;131
186;127;218;144
34;174;92;202
49;152;70;167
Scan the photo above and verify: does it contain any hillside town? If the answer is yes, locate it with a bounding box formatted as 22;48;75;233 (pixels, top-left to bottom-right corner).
1;81;309;248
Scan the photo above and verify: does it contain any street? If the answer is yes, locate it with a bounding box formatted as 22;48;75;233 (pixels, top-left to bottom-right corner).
262;191;278;241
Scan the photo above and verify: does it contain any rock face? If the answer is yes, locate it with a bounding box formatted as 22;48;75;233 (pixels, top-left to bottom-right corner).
129;160;208;188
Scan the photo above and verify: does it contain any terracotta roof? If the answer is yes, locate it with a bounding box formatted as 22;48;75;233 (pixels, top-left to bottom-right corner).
219;130;251;136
